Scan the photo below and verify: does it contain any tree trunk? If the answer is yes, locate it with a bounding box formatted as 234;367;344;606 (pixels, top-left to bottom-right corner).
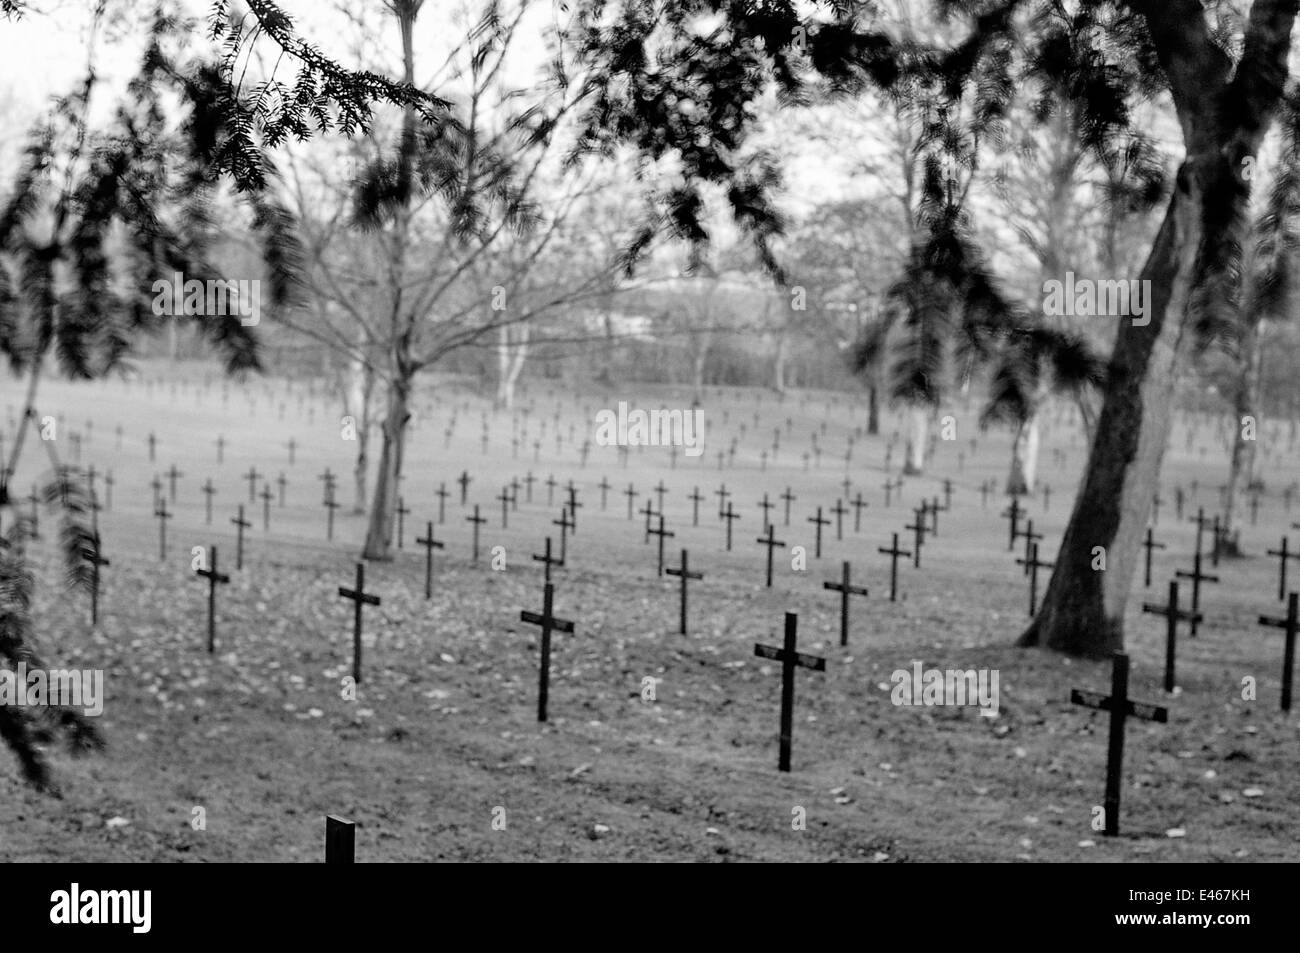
495;324;529;410
361;374;411;561
1221;320;1263;555
1006;410;1041;496
903;405;928;475
1019;173;1202;656
344;357;372;515
772;329;788;393
867;383;880;436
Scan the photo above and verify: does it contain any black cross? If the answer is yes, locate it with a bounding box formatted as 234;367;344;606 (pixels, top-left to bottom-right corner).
850;493;868;533
830;498;847;541
497;486;512;529
1210;513;1223;567
648;514;675;577
715;484;731;520
86;532;109;628
1019;519;1044;574
338;563;381;684
148;431;156;462
532;536;564;583
1070;652;1169;837
882;478;897;508
552;506;574;563
1142;526;1166;587
807;506;829;559
154;499;172;561
1142;581;1200;693
1174;550;1219;638
231;504;251;569
624;483;639;520
287;437;296;466
458;470;471;504
318;467;336;499
1188;507;1210;559
597;477;611;511
249;480;270;531
639;500;657;542
754;612;826;772
757;494;774;530
928;496;943;536
687;486;703;526
150;474;163;510
756;523;785;588
565;484;582;532
721;501;741;552
520;581;574;722
903;508;926;568
276;472;287;508
165;463;184;502
780;487;796;526
1258;592;1299;712
216;435;225;464
653;480;668;511
394;496;410;548
415;521;444;599
196;545;230;653
1268;536;1300;601
665;549;703;636
1002;497;1023;551
244;466;261;504
104;470;113;510
545;474;558;507
466;505;487;563
943;478;954;511
323;490;340;541
823;561;869;647
878;532;911;602
1015;541;1054;616
435;483;449;523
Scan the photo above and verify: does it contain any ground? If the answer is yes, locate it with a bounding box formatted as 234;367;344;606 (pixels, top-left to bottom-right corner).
0;361;1296;862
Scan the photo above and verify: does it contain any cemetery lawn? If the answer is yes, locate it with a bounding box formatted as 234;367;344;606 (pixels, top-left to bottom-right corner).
0;367;1296;861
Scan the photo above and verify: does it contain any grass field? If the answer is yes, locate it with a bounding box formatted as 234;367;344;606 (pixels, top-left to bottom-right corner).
0;361;1296;862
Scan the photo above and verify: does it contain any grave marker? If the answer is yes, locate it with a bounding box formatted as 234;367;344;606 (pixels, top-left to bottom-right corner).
807;506;829;559
195;545;230;653
338;562;381;683
1174;551;1219;638
823;561;869;646
665;549;702;636
520;582;574;722
415;521;444;599
756;523;785;588
753;612;826;772
229;504;251;569
1070;652;1169;837
1257;592;1298;712
878;533;911;602
1142;581;1199;693
467;505;487;563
